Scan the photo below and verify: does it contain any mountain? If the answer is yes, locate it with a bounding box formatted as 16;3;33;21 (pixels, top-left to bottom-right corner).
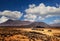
0;20;50;28
0;20;32;26
50;23;60;27
28;22;50;28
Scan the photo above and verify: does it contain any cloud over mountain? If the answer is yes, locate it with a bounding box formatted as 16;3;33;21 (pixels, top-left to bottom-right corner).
50;19;60;24
0;16;9;23
24;3;60;22
24;14;37;22
0;10;23;23
49;19;60;26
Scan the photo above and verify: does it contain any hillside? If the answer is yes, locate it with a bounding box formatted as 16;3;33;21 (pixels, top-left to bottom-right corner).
0;20;50;28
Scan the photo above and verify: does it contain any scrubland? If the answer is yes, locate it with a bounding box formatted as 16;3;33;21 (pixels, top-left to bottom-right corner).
0;27;60;41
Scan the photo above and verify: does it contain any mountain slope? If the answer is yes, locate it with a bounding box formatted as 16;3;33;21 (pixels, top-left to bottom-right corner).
50;23;60;27
0;20;32;26
29;22;50;28
0;20;50;28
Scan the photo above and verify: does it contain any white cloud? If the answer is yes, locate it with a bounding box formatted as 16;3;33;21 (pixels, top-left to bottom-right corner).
0;10;23;20
56;3;60;7
25;3;60;15
24;19;35;22
24;14;37;19
0;10;23;23
50;19;60;24
24;14;37;22
54;20;60;23
0;16;9;23
38;16;45;20
29;4;36;8
24;3;60;21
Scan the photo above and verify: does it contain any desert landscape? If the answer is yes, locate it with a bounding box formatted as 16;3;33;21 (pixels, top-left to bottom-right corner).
0;20;59;41
0;0;60;41
0;27;60;41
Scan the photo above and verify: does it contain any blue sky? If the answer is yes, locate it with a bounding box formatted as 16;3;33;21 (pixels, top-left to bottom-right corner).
0;0;60;24
0;0;60;11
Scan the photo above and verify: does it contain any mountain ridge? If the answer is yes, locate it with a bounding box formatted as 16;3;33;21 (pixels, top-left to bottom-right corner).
0;20;50;28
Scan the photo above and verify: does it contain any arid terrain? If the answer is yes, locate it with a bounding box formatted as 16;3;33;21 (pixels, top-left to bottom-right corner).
0;27;60;41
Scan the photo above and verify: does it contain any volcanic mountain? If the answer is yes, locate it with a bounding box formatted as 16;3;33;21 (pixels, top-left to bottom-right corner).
28;22;50;28
0;20;32;26
0;20;50;28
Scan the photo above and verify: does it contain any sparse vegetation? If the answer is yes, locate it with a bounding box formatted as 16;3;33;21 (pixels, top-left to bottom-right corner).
0;28;60;41
48;30;52;32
